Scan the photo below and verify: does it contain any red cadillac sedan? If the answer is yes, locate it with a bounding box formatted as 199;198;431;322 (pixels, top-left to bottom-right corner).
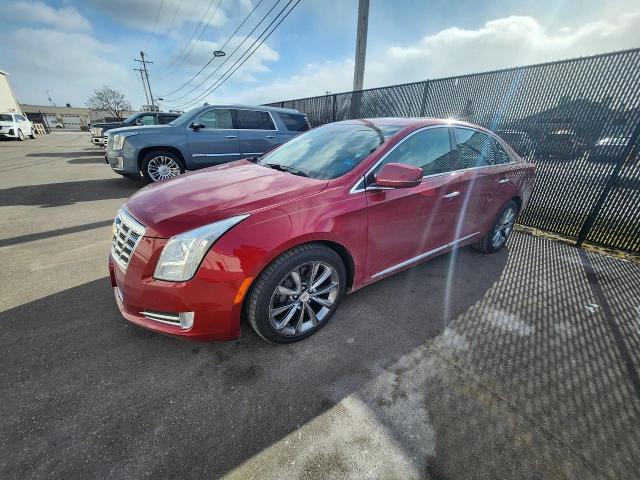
109;118;535;343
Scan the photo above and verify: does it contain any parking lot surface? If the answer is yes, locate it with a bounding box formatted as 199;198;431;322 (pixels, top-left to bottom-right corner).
1;132;639;479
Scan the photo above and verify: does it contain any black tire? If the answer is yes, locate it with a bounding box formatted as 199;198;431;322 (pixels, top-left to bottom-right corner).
140;150;185;183
246;243;347;343
473;200;518;253
29;129;36;139
17;129;24;141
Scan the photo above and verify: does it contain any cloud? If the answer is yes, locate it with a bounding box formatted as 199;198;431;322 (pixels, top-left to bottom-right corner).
89;0;230;32
223;11;640;104
6;2;91;32
4;28;140;108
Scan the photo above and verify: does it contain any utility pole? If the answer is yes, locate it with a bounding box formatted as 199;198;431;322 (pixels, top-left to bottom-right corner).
352;0;369;91
134;51;155;109
134;68;150;107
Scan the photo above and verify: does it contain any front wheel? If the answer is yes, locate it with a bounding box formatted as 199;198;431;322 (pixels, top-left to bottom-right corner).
473;200;518;253
141;150;185;182
246;244;347;343
17;129;24;141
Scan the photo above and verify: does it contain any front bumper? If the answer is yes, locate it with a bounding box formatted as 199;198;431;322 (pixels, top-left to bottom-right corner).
106;145;139;174
108;237;245;341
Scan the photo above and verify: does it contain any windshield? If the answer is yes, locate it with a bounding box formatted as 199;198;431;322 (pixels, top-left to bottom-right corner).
258;122;403;179
0;114;13;122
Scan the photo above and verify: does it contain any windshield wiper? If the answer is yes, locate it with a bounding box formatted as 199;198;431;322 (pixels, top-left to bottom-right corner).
260;162;309;177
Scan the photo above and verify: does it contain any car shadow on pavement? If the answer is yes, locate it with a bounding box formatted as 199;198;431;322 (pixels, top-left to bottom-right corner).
0;178;140;208
67;157;110;165
26;151;103;158
0;244;505;479
2;233;639;479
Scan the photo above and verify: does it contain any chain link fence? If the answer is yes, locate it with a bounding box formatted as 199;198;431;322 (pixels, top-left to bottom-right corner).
266;48;640;254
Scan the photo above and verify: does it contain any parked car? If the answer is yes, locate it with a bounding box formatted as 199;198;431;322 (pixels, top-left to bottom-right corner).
590;136;630;163
496;129;534;158
108;118;535;343
0;112;35;141
105;104;310;182
90;111;180;146
536;129;587;160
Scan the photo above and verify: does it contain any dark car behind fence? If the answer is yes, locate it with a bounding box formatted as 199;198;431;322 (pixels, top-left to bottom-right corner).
266;48;640;254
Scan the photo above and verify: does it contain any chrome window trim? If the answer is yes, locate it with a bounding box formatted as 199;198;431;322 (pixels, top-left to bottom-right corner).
192;108;280;132
192;153;242;157
371;231;480;278
349;124;516;194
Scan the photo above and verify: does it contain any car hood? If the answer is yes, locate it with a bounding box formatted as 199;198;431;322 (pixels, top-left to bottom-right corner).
93;122;124;128
0;121;16;127
125;160;328;238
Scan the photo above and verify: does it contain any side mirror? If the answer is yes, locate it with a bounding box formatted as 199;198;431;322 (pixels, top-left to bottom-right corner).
374;163;423;189
190;122;205;130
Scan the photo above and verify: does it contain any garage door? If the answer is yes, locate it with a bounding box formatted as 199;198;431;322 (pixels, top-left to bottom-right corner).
44;114;59;129
61;115;81;129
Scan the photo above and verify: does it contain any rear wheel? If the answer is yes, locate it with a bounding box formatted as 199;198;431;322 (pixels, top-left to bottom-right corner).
141;150;185;182
246;244;347;343
473;200;518;253
29;128;36;139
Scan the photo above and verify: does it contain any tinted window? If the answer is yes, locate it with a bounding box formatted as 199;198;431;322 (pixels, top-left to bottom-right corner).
16;115;27;121
373;127;454;177
158;114;178;125
259;123;403;180
454;128;498;168
493;140;513;164
235;110;275;130
197;109;233;129
0;114;12;121
278;113;310;132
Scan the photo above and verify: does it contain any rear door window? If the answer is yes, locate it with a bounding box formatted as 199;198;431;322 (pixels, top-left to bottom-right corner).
454;128;499;168
278;113;310;132
197;109;233;129
492;140;513;164
234;110;275;130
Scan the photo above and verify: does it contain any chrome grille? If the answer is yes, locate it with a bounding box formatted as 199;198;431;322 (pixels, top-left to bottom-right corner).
111;208;145;270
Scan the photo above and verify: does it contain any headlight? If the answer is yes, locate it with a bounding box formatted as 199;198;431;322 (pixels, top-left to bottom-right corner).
113;131;138;150
154;214;250;281
96;127;103;136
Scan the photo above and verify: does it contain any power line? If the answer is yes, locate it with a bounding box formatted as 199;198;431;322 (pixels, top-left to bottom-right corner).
163;0;285;104
175;0;302;109
159;0;265;98
145;0;165;50
159;0;219;77
134;51;156;108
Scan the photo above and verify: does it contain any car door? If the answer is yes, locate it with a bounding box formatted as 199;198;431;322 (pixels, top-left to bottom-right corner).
363;126;468;279
186;108;240;166
452;127;513;236
233;109;280;156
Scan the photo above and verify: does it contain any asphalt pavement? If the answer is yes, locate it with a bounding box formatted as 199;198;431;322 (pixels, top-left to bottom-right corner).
1;132;639;479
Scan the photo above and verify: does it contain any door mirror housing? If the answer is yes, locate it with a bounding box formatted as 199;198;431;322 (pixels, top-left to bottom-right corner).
190;122;205;130
374;163;423;189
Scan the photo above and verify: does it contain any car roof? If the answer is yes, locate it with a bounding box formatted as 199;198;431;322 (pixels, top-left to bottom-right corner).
192;104;302;115
334;117;489;130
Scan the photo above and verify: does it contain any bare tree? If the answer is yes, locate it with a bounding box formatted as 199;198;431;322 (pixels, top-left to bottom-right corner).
86;86;132;119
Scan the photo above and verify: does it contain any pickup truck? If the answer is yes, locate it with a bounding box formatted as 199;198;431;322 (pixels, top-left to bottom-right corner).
90;111;180;147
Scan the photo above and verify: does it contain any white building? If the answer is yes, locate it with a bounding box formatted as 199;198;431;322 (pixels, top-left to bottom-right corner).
0;69;21;113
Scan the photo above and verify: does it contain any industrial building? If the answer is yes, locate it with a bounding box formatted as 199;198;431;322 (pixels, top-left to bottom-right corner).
0;69;21;113
19;104;136;130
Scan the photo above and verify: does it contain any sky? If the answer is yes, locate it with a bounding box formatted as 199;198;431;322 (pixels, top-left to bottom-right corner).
1;0;639;112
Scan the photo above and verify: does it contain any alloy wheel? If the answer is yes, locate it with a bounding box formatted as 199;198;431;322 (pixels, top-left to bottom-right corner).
147;156;181;181
269;261;340;337
491;206;516;248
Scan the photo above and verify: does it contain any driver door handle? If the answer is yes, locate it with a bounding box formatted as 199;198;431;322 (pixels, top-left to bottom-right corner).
443;191;460;198
225;135;237;139
265;135;276;138
498;178;509;184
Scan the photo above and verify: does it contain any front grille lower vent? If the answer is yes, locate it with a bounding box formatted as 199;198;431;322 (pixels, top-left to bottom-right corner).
111;208;145;270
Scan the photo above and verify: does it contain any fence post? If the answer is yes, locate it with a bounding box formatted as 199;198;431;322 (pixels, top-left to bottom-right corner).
576;120;640;247
419;81;430;117
332;94;337;122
